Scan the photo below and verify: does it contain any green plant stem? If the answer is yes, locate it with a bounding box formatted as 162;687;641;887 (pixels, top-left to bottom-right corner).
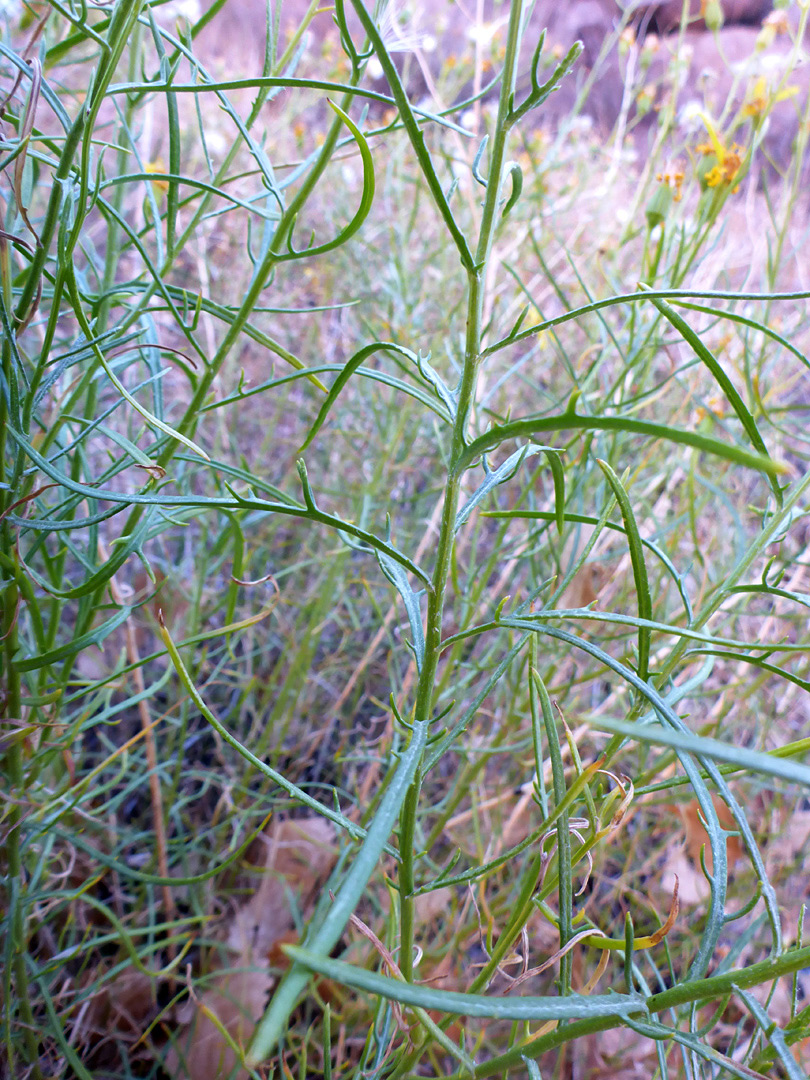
68;0;149;258
397;770;421;983
1;166;42;1075
393;0;529;989
396;465;462;980
249;0;529;1056
96;18;143;334
2;578;43;1080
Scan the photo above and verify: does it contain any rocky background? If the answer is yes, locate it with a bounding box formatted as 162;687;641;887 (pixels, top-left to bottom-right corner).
195;0;806;179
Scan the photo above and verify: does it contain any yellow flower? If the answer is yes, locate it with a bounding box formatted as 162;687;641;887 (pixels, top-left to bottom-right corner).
145;158;168;193
646;167;686;228
742;74;798;119
694;115;744;190
704;149;742;188
743;76;769;118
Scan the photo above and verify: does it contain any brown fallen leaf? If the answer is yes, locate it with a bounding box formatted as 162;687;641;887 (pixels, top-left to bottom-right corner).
168;968;274;1080
166;816;336;1080
660;795;747;906
766;808;810;872
75;968;158;1067
678;797;745;872
414;886;454;925
661;846;709;906
571;1019;658;1079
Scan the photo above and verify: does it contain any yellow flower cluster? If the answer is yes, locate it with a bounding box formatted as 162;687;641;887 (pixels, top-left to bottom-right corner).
694;114;744;191
742;74;798;120
697;142;743;188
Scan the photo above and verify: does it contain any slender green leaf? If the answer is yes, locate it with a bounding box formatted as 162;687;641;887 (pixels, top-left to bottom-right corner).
455;444;553;532
283;946;646;1020
589;717;810;788
646;291;780;504
275;98;375;262
377;551;425;672
459;406;786;479
596;460;652;681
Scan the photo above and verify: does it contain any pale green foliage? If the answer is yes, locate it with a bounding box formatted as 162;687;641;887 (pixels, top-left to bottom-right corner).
2;1;810;1077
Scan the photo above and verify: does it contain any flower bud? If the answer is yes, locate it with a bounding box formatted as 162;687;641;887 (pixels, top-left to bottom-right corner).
639;33;660;71
646;182;673;229
636;84;656;117
703;0;724;31
756;23;776;49
618;26;636;57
